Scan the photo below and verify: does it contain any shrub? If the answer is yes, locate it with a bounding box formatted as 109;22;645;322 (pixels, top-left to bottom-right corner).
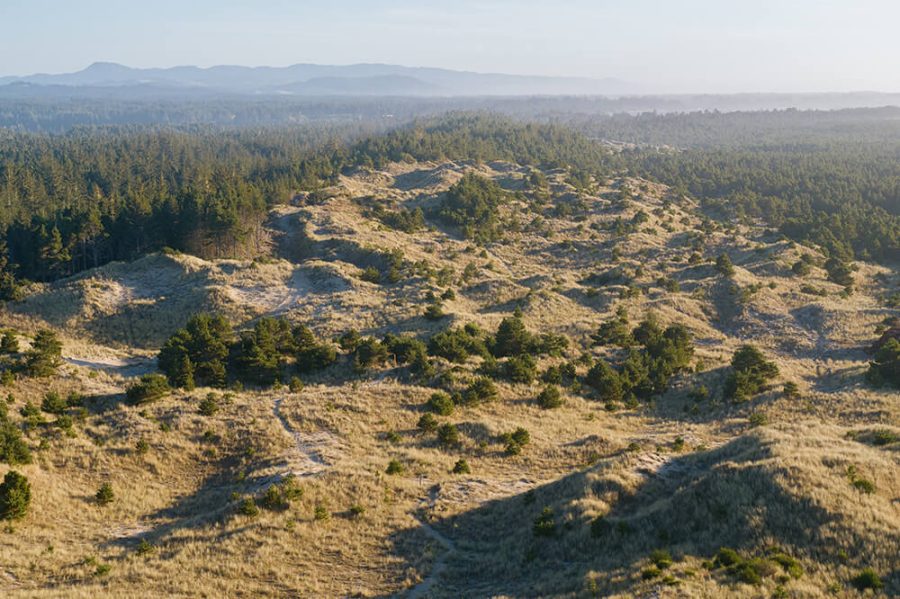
352;337;389;372
715;253;735;276
135;439;149;455
238;496;259;517
314;503;330;521
385;459;405;475
428;325;489;363
585;360;623;402
593;308;633;347
782;381;800;399
437;423;460;447
423;304;446;321
26;329;62;377
714;547;742;568
650;549;673;569
136;539;154;556
0;470;31;520
360;266;381;284
493;309;534;357
426;392;454;416
725;345;779;401
502;427;530;454
126;374;171;404
0;331;19;354
505;354;537;384
748;412;768;427
41;391;68;414
825;257;853;287
851;568;883;591
452;459;470;474
158;314;233;388
537;385;563;409
95;483;114;506
0;421;32;465
417;413;438;433
437;173;507;243
293;324;337;372
288;376;304;393
198;393;219;416
533;506;555;537
791;260;811;276
867;338;900;388
463;377;498;405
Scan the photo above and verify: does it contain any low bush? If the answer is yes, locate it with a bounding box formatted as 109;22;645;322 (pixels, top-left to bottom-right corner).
126;374;171;404
537;385;563;409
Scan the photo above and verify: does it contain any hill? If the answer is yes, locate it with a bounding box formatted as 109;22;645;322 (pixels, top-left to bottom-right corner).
0;159;897;597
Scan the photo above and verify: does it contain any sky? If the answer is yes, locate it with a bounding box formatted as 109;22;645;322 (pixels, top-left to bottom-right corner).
1;0;898;93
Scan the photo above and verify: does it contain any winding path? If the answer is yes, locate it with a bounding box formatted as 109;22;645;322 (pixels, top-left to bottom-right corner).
272;397;329;477
272;395;456;597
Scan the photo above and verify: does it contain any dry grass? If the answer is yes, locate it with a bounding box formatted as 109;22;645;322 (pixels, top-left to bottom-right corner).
0;161;896;597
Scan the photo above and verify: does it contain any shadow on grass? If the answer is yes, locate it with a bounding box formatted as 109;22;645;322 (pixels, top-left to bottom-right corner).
383;432;899;597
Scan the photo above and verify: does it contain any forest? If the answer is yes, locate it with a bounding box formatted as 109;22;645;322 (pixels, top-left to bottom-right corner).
0;109;897;296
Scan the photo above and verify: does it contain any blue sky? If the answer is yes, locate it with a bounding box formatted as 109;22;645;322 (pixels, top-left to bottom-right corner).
1;0;898;92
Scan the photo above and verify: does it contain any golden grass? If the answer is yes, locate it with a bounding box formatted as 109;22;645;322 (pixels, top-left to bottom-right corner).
0;161;896;596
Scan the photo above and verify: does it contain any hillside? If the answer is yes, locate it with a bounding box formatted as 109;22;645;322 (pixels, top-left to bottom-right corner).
0;160;897;597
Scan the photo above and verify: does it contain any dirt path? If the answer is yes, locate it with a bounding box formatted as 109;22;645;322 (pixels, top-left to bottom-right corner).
272;395;456;597
63;355;155;377
272;397;331;478
406;515;456;599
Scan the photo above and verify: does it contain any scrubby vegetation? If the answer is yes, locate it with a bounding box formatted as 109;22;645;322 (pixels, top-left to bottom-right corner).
0;108;896;597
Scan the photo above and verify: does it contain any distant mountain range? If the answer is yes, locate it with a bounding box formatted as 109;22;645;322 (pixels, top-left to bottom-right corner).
0;62;637;96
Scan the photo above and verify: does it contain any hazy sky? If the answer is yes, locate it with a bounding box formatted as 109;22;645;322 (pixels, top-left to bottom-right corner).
2;0;898;92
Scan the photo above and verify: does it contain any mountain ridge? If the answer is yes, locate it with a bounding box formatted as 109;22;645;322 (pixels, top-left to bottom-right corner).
0;61;637;96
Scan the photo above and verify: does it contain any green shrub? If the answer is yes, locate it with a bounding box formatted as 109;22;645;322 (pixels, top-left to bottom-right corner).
95;483;114;506
533;506;556;537
158;314;232;388
426;392;454;416
238;496;259;517
749;412;768;427
0;421;32;465
385;459;405;475
502;427;530;455
725;345;779;401
126;374;171;404
650;549;673;569
867;338;900;388
782;381;800;399
136;539;154;556
26;329;62;377
714;547;742;568
851;568;883;591
0;331;19;354
198;393;219;416
791;260;811;276
437;423;460;448
585;360;623;402
0;470;31;520
505;354;537;384
715;253;735;276
452;459;470;474
289;376;304;393
423;304;446;321
463;377;498;405
314;503;330;521
537;385;563;409
437;173;507;243
417;413;438;433
352;338;389;372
